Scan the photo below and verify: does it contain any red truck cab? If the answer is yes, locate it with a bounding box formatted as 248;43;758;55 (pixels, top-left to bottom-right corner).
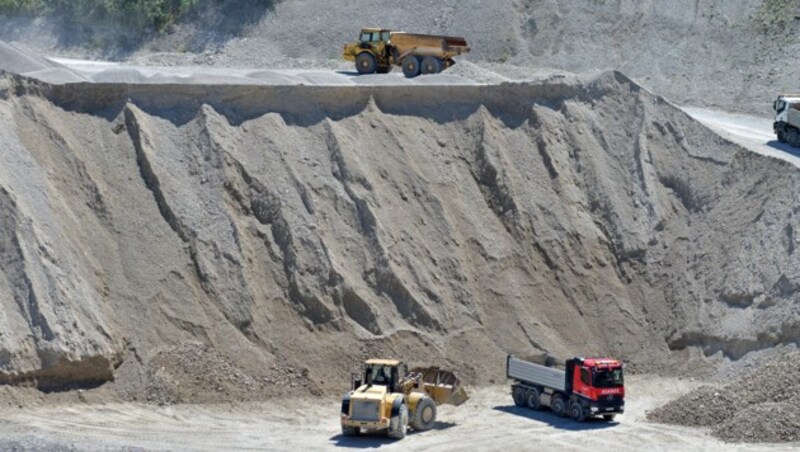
566;357;625;420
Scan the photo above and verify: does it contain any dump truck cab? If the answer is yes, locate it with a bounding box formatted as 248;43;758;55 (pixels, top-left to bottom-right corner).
773;94;800;146
566;358;625;418
340;358;468;440
343;28;394;74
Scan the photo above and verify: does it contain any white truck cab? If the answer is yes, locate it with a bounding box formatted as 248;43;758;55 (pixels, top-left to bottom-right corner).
773;95;800;145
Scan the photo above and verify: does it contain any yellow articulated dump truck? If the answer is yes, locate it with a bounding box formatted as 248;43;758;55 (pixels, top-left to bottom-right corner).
342;28;470;77
340;358;468;440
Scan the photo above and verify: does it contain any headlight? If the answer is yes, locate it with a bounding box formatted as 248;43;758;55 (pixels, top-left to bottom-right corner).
590;407;599;412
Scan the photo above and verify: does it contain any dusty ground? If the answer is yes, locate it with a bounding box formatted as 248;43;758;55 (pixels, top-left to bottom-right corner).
1;375;793;451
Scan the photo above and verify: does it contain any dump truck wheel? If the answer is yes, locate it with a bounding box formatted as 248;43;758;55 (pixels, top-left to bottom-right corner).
387;404;408;439
421;56;443;74
526;388;541;410
777;128;787;143
356;53;377;74
411;396;437;431
342;425;359;436
402;56;421;78
376;65;392;74
550;395;566;416
789;128;800;147
512;386;526;407
602;414;616;422
569;401;586;422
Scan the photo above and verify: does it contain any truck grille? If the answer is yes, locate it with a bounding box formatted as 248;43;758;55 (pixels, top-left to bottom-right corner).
596;395;624;408
351;400;380;422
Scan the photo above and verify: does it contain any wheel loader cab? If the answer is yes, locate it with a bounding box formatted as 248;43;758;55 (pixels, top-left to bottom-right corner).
363;360;406;393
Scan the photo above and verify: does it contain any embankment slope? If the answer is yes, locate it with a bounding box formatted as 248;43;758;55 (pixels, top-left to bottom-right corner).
0;70;798;401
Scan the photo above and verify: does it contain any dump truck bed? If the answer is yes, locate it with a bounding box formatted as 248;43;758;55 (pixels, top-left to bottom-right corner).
789;106;800;128
507;356;566;392
389;32;470;59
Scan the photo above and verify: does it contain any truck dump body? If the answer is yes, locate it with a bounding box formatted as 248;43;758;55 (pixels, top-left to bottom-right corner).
507;356;565;392
389;33;470;59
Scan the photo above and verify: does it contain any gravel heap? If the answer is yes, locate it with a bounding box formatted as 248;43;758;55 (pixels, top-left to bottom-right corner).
648;350;800;443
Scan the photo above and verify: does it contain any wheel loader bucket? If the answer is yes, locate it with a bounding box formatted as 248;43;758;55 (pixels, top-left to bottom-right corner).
410;366;469;406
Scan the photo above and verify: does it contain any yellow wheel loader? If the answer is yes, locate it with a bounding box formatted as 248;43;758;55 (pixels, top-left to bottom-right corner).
340;358;468;440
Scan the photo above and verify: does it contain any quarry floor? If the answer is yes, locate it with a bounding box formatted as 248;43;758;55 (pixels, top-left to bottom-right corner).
0;375;795;451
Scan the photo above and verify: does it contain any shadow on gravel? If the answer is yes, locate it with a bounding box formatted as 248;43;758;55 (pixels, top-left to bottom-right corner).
493;406;618;431
330;422;457;448
766;140;800;158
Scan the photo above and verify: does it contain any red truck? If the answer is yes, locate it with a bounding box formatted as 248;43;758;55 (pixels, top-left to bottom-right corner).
506;355;625;422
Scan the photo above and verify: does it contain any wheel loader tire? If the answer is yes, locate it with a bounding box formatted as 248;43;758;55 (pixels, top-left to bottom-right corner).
402;56;421;78
569;401;586;422
602;414;616;422
526;388;541;410
550;395;567;417
342;425;359;436
411;396;437;431
512;386;526;407
387;404;408;440
356;53;377;75
421;56;443;74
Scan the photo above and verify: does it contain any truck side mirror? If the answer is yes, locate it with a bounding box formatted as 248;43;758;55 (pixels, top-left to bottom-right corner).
351;373;362;390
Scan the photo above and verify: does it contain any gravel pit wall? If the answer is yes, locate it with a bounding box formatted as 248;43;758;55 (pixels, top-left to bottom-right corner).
0;70;798;401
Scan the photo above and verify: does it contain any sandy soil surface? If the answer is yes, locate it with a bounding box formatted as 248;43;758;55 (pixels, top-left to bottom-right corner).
1;375;792;451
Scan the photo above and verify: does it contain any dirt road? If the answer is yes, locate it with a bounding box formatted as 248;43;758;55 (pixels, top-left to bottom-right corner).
682;107;800;168
0;376;793;451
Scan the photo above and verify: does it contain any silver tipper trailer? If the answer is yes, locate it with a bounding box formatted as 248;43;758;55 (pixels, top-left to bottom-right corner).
507;356;565;391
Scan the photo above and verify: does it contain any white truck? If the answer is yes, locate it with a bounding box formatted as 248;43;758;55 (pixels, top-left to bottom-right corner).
773;95;800;146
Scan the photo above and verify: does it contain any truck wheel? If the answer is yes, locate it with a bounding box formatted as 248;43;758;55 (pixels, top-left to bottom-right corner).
411;396;437;431
602;414;616;422
569;401;586;422
526;388;541;410
402;56;421;78
789;128;800;147
356;53;377;74
512;386;526;407
550;395;567;417
387;404;408;440
421;56;443;74
777;128;787;143
376;65;392;74
342;425;359;436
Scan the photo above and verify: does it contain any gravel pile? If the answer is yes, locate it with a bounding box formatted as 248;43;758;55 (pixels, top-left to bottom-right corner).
647;386;735;427
649;351;800;443
713;403;800;443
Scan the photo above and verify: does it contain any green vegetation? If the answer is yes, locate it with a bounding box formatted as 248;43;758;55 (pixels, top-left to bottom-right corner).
0;0;201;31
754;0;800;34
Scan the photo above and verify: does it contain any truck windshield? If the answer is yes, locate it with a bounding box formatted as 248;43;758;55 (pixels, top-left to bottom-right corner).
593;368;623;388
